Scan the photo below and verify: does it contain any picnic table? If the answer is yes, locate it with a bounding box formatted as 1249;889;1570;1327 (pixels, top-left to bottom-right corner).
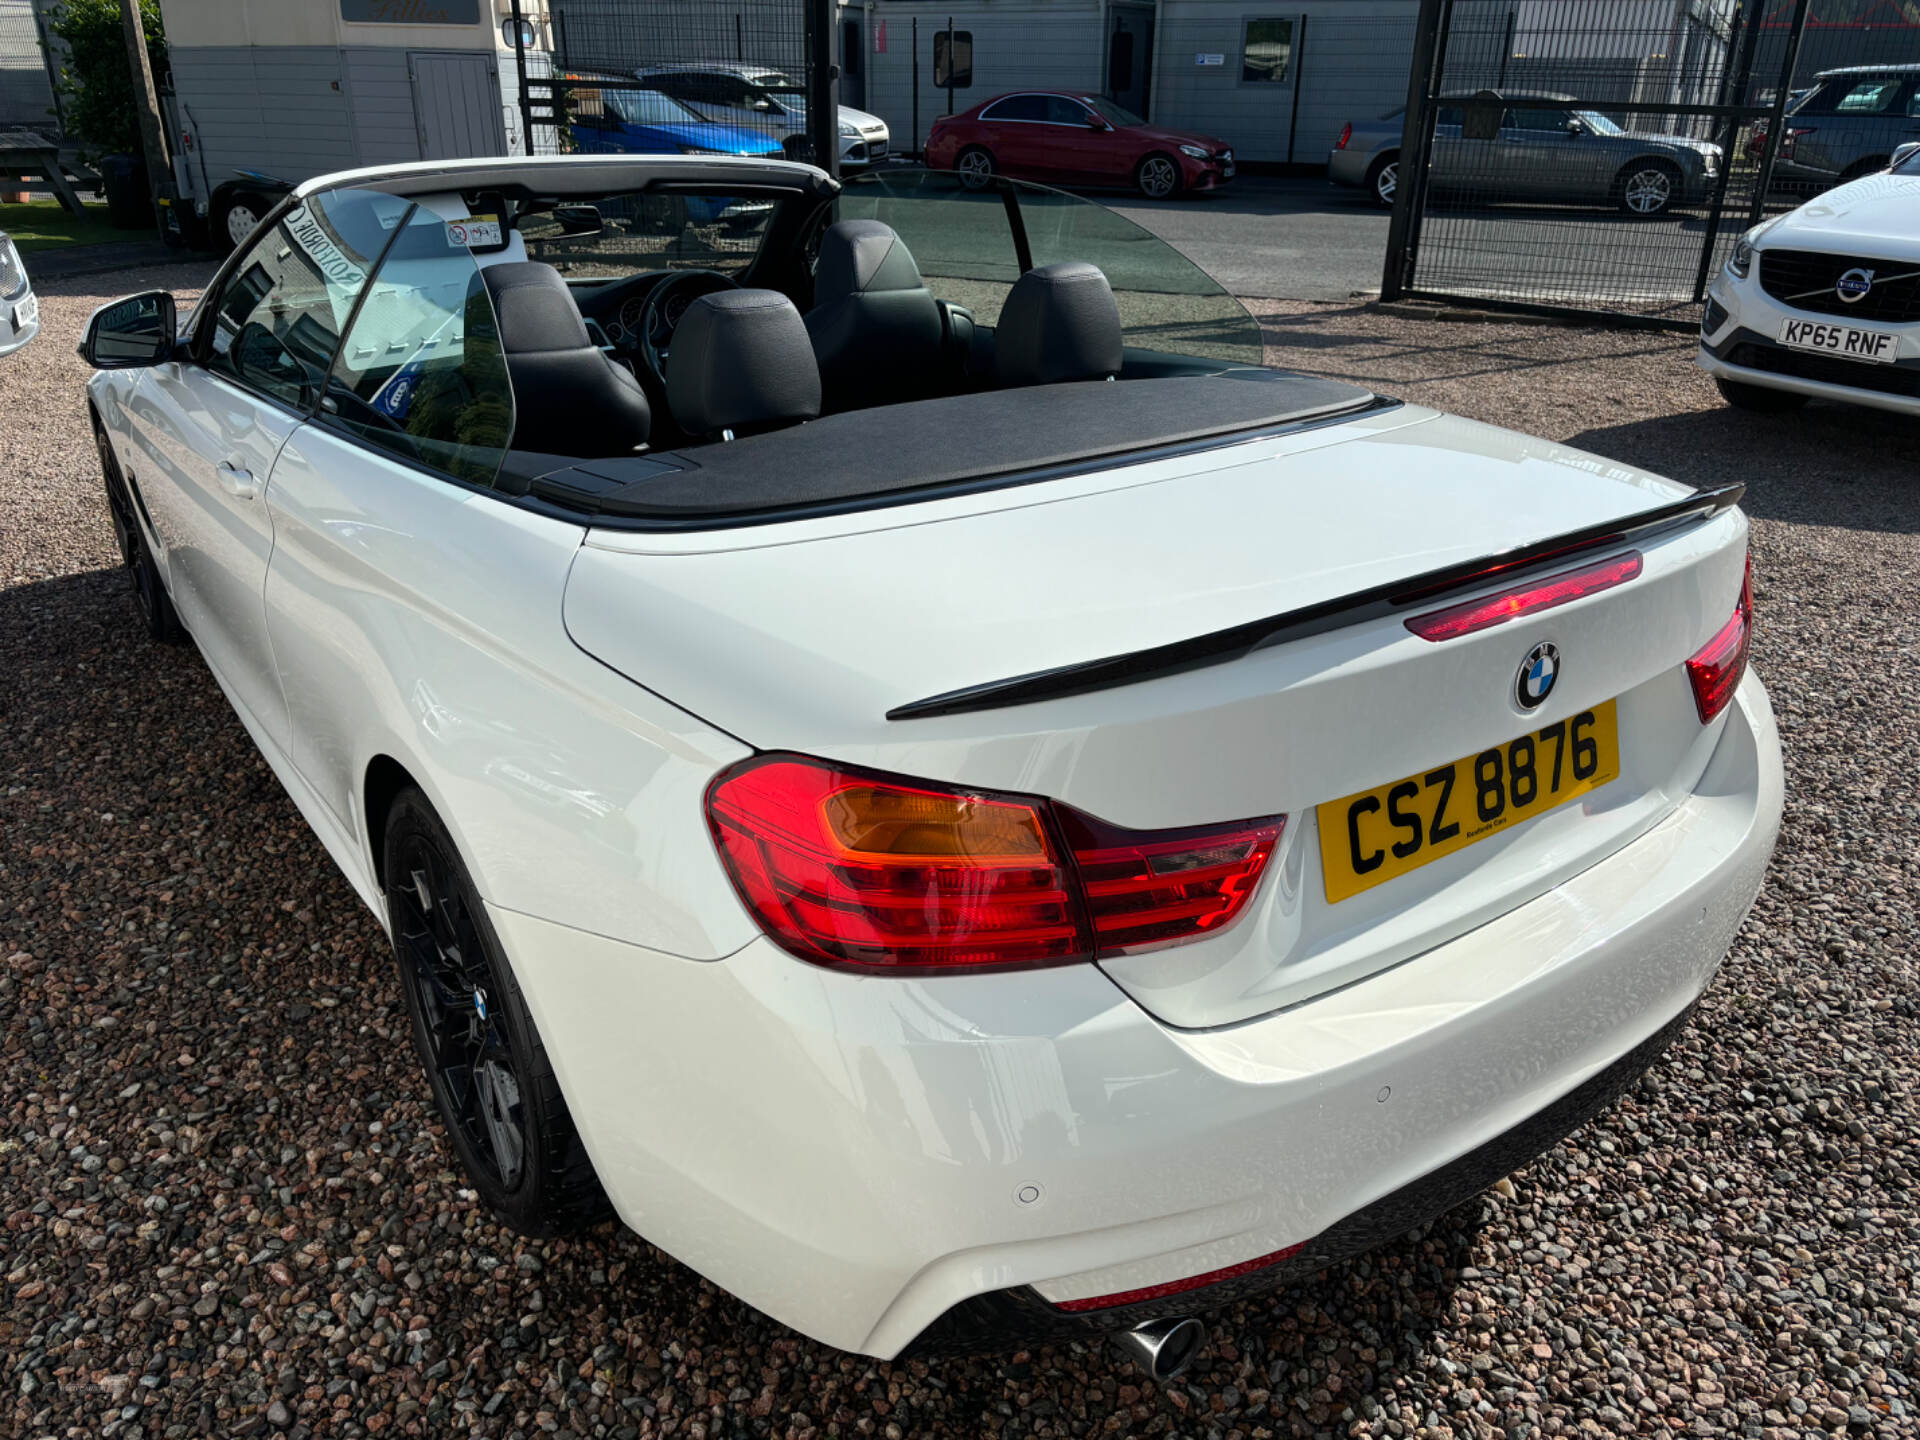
0;128;92;215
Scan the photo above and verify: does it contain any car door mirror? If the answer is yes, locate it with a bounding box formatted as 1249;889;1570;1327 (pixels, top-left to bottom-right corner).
1566;116;1587;135
555;204;604;236
1086;114;1110;130
1892;140;1920;168
81;291;175;369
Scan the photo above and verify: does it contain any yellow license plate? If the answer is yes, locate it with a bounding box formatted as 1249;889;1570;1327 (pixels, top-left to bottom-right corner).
1317;700;1620;904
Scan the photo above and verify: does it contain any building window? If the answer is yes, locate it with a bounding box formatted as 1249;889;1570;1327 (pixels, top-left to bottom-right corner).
1240;18;1293;84
933;29;973;88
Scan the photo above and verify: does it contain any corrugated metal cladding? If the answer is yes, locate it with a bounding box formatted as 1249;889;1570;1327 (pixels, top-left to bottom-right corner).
169;43;508;186
1153;0;1418;162
865;0;1421;165
0;0;56;130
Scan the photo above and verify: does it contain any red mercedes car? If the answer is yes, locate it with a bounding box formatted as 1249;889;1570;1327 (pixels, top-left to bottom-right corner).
926;91;1234;199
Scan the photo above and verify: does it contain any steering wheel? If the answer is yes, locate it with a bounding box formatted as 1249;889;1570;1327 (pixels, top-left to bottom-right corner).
636;269;741;387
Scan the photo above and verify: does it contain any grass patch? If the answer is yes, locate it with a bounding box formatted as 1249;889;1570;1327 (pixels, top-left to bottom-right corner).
0;199;127;252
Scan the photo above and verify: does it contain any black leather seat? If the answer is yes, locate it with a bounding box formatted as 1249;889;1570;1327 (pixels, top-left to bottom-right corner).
480;261;651;457
667;290;821;441
995;262;1125;387
805;220;947;412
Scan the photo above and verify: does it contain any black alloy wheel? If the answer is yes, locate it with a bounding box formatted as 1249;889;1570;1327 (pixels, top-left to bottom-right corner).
383;789;610;1235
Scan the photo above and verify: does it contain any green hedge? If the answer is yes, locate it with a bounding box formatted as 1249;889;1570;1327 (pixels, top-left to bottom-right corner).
48;0;168;163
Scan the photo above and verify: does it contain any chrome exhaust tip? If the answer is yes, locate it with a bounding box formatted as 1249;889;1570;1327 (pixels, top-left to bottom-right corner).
1110;1316;1206;1382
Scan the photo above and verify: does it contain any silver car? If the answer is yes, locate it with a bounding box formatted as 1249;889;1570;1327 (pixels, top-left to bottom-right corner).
1329;92;1722;217
0;230;37;358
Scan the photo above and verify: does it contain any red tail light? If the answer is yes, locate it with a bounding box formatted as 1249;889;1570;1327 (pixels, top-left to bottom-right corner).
1779;127;1813;160
1335;122;1352;151
1404;551;1643;642
706;755;1281;972
1057;807;1282;954
1686;556;1752;724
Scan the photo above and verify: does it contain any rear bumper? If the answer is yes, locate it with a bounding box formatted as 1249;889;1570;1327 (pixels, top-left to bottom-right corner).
492;674;1780;1359
1327;146;1377;188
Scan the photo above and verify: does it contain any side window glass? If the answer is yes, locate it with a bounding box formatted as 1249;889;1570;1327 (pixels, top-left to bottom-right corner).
1434;105;1464;128
1834;80;1900;115
1240;18;1293;83
1506;107;1569;132
203;189;406;409
322;206;515;488
1016;183;1262;367
1044;97;1091;126
932;30;973;89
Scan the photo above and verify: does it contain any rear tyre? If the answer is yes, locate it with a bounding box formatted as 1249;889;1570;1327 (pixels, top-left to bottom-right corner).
1716;377;1809;413
1366;153;1399;209
1614;160;1680;217
95;422;182;643
212;188;272;254
384;788;613;1237
1136;152;1182;200
955;146;997;189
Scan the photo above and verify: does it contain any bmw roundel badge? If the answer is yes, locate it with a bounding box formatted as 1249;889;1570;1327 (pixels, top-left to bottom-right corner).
1516;642;1559;710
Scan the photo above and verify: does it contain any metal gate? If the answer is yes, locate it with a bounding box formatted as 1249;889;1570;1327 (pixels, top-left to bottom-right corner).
507;0;843;178
1381;0;1920;325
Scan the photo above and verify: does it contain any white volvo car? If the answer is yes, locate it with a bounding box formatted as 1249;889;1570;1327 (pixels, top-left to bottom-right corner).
1700;140;1920;416
83;155;1782;1379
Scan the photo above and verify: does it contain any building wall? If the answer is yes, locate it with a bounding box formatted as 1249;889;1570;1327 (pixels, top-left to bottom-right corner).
866;0;1105;156
170;42;510;190
161;0;511;52
1152;0;1420;163
0;0;55;132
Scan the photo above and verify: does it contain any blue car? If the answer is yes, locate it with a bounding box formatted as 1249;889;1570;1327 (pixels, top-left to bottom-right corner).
569;87;786;225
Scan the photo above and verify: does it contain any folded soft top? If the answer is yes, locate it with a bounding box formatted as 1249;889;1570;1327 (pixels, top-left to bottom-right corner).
519;370;1381;530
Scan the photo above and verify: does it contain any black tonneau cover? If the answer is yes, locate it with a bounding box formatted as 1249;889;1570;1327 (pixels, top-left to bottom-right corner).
526;372;1380;531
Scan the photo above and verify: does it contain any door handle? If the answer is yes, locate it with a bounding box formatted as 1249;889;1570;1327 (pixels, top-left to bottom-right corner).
216;461;261;499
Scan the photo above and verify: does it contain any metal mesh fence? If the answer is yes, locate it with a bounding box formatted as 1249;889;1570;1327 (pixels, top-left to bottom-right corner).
521;0;828;167
1390;0;1920;323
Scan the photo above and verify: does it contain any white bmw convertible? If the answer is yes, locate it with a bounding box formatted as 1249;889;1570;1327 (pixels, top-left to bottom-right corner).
83;155;1782;1378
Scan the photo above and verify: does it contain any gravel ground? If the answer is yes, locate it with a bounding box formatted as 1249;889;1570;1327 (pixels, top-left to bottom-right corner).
3;273;1918;1440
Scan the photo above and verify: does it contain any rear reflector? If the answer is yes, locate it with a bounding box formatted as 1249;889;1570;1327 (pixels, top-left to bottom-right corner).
707;754;1282;972
1686;555;1752;724
1335;122;1352;151
1051;1241;1307;1312
1404;551;1643;642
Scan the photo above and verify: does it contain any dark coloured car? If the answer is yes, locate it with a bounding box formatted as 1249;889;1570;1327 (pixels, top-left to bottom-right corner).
926;91;1233;199
1751;64;1920;195
1330;92;1723;216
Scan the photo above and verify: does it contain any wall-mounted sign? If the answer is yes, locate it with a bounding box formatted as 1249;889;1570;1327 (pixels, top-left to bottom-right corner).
1195;52;1225;66
342;0;480;23
875;19;887;53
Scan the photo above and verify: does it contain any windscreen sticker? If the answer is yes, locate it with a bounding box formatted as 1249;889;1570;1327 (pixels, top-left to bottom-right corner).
447;215;503;248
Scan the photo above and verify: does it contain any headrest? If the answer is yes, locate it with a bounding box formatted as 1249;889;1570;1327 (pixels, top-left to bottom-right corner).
481;262;592;354
667;290;821;438
995;262;1125;387
815;220;929;305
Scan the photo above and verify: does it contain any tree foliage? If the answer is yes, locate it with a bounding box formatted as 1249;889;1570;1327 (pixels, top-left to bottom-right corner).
48;0;168;161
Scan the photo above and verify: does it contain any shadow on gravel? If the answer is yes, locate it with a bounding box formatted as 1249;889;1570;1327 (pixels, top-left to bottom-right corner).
1;563;1490;1430
1567;405;1920;535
